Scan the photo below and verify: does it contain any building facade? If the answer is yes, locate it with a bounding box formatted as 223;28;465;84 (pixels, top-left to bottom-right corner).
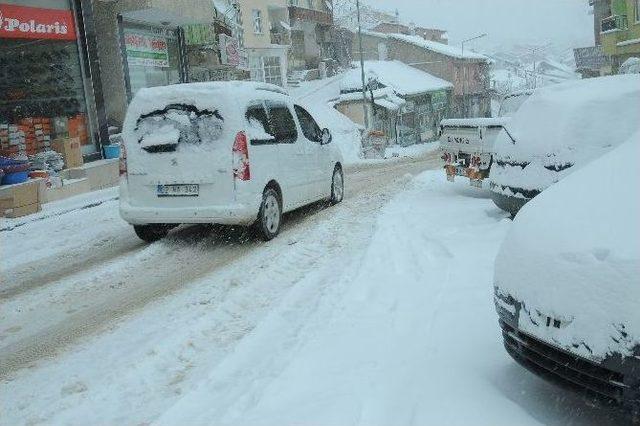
288;0;334;71
598;0;640;71
0;0;239;161
353;31;491;118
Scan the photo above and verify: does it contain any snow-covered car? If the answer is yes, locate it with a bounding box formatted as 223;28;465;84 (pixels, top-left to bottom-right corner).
119;81;344;242
493;136;640;416
488;74;640;216
439;90;531;187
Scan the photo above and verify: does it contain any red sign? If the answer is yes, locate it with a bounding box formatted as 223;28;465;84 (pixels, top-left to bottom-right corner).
0;3;76;40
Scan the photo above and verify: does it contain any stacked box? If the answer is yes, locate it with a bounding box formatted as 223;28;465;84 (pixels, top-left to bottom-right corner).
0;118;54;157
0;179;41;218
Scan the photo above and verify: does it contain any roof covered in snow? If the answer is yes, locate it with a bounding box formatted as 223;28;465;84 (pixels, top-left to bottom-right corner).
340;60;452;96
389;34;490;61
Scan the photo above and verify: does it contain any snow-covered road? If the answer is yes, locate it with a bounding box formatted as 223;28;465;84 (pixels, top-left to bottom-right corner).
0;152;625;425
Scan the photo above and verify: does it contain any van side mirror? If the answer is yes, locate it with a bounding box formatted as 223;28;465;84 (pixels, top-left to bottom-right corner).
321;128;332;145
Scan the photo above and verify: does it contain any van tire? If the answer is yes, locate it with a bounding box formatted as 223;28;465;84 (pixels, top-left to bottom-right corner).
133;224;170;243
330;165;344;205
256;188;282;241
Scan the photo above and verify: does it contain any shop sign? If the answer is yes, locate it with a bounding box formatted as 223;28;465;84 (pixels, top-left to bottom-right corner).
0;3;76;40
184;24;216;46
219;33;241;67
124;30;169;68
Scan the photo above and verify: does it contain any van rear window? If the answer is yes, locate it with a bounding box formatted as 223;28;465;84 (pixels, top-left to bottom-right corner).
135;104;224;153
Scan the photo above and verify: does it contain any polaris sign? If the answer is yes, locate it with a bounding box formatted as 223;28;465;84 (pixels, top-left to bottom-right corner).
0;3;76;40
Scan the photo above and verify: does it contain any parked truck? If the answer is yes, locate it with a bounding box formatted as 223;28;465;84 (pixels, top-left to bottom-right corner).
439;90;532;188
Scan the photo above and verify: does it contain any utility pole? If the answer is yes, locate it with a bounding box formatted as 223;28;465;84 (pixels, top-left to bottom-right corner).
460;33;487;117
356;0;369;129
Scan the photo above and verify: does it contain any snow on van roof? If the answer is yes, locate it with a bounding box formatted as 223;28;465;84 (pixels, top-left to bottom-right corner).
340;60;452;96
123;81;289;133
494;135;640;361
440;118;509;128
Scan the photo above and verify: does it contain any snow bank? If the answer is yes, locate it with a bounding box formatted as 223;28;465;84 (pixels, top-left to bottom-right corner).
340;60;452;96
494;136;640;362
490;74;640;193
156;172;544;426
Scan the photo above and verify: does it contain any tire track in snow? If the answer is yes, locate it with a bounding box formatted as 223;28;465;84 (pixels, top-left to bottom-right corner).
0;153;441;378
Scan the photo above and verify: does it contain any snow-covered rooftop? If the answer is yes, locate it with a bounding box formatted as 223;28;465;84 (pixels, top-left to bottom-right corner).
389;34;490;61
340;60;452;96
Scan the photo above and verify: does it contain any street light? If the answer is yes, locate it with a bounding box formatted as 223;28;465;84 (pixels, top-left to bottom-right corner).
461;33;487;117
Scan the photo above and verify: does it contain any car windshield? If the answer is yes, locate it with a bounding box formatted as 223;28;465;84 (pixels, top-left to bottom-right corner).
3;1;638;425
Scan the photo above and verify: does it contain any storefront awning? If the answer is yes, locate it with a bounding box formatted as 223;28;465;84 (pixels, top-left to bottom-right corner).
121;8;210;27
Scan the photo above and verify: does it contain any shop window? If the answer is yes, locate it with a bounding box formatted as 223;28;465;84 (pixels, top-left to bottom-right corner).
123;27;181;96
0;34;95;156
252;10;263;34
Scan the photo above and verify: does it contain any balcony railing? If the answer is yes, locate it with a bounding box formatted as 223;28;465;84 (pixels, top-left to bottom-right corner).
601;15;628;33
288;6;332;26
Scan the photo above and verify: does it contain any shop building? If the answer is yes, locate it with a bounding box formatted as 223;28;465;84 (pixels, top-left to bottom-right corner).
288;0;334;71
332;60;453;147
1;0;230;162
0;0;101;159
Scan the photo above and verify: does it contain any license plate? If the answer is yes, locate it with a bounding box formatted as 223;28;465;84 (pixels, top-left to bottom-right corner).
157;184;199;197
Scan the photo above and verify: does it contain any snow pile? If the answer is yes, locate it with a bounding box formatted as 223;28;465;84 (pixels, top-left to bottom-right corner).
494;136;640;362
340;60;452;96
489;74;640;196
619;57;640;74
157;171;536;426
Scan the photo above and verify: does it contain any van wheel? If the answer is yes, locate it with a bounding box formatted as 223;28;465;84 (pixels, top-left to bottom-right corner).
330;166;344;205
133;224;170;243
256;188;281;241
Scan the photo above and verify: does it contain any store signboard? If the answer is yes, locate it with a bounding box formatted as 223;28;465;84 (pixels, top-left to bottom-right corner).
219;34;239;66
0;3;76;40
124;30;169;68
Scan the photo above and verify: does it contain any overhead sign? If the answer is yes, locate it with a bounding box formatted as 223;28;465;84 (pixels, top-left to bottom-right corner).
0;3;76;40
124;30;169;68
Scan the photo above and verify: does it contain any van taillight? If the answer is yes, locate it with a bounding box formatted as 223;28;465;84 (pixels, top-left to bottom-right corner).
119;144;127;176
232;131;250;181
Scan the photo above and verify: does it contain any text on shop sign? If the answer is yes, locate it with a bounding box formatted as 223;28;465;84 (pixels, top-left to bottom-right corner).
124;30;170;68
0;3;76;40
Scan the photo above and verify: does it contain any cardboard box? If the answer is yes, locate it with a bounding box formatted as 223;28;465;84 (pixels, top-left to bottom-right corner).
52;137;83;169
0;179;40;210
3;202;40;218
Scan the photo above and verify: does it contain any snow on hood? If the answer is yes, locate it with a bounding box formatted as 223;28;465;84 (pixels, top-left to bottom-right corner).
340;60;452;96
494;135;640;362
490;74;640;193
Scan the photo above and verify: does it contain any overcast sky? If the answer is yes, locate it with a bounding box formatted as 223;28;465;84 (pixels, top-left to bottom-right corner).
365;0;594;51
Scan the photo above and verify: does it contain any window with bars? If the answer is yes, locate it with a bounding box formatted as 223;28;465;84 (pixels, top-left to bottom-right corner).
252;9;263;34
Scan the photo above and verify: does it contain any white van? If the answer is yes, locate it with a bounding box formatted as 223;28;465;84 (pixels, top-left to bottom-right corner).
119;82;344;242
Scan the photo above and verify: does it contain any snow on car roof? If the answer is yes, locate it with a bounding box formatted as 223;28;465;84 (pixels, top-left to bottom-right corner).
494;135;640;362
494;74;640;162
340;60;452;96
